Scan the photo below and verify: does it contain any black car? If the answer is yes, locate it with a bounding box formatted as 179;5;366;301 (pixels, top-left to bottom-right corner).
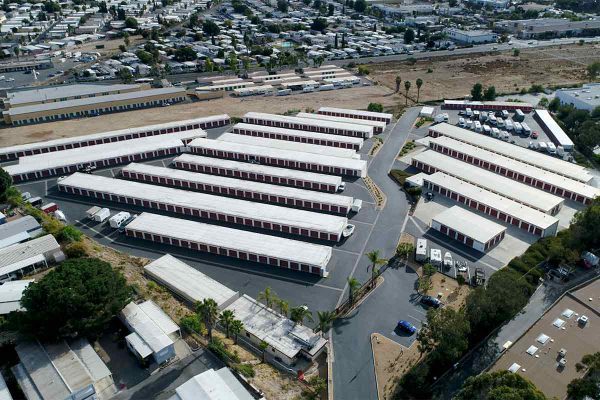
420;295;442;308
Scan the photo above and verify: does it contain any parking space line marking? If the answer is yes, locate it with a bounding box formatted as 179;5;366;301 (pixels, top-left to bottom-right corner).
332;248;361;256
414;309;427;316
44;180;48;196
407;314;422;323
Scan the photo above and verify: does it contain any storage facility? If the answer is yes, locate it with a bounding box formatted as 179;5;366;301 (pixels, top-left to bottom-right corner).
533;109;574;152
431;206;506;252
422;172;559;237
317;106;393;124
0;235;63;283
126;213;332;276
233;85;274;97
189;138;368;178
170;368;257;400
411;151;564;214
172;154;344;192
58;173;351;241
442;100;533;112
232;123;364;150
0;279;33;314
242;112;373;138
144;254;239;309
428;123;593;183
5;132;200;183
121;163;360;215
428;136;599;205
295;112;387;134
218;132;359;159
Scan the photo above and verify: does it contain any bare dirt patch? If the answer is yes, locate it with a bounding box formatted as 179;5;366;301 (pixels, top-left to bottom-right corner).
429;272;470;310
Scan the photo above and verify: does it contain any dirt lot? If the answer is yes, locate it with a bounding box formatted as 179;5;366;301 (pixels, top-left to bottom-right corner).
368;43;599;102
0;85;399;147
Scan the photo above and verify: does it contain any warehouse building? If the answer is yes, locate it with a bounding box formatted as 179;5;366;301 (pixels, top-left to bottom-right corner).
431;206;506;252
422;172;559;237
144;254;240;309
317;106;393;124
121;163;360;215
296;112;387;134
242;112;373;138
428;123;593;183
555;83;600;112
172;154;344;192
534;109;574;152
0;216;42;249
232;85;274;97
170;368;258;400
3;87;187;126
232;123;364;150
218;132;359;159
428;136;599;205
58;173;351;241
0;115;227;162
197;81;255;92
442;100;533;112
127;213;332;276
0;279;33;314
121;300;181;365
412;151;564;215
189;138;368;178
5;132;201;183
0;235;63;283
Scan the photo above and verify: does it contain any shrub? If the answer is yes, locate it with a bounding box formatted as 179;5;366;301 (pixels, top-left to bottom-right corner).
357;65;370;75
367;103;383;112
208;337;240;363
57;225;83;243
64;241;88;258
456;275;466;285
180;314;204;334
234;363;256;377
406;186;422;197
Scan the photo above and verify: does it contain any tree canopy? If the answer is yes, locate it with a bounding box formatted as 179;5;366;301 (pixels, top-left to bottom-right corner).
471;83;483;101
367;102;383;112
455;370;547;400
18;258;131;340
124;16;138;29
0;167;13;201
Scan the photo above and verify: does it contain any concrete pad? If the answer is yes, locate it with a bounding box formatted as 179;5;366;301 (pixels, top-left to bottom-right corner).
556;201;584;230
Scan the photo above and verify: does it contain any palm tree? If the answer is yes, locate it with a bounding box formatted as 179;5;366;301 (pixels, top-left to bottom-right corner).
366;249;387;288
259;340;269;362
404;81;412;105
416;78;423;103
277;299;289;317
315;311;336;334
196;298;219;341
395;75;401;93
290;306;313;325
230;319;244;344
257;287;278;309
219;309;235;338
347;277;361;305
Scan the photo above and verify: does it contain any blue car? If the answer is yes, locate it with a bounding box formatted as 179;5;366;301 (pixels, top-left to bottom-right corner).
397;320;417;335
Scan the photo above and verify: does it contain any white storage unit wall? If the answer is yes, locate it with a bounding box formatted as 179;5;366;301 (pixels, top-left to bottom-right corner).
295;112;387;134
317;106;393;124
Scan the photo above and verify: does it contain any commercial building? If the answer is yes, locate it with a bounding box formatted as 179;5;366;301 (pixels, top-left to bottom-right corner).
494;17;600;39
296;112;387;134
533;109;574;151
317;106;393;124
0;115;228;162
144;254;239;309
3;87;187;126
189;138;367;178
172;154;344;192
120;300;181;365
225;294;328;366
0;216;42;249
0;279;33;314
197;81;255;92
218;132;359;159
58;173;350;241
232;123;364;150
555;83;600;112
0;58;52;73
412;150;564;214
170;368;259;400
127;213;332;276
442;100;533;112
242;112;373;138
421;172;559;237
121;163;360;215
5;132;200;183
0;235;63;283
428;123;593;183
427;136;599;204
445;28;498;44
13;338;117;400
431;206;506;252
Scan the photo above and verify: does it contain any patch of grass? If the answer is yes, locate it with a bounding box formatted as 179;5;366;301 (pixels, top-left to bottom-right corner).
234;363;256;378
389;169;413;186
398;141;417;157
414;117;433;128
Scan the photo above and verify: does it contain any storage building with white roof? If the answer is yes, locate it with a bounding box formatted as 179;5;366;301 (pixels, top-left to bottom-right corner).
0;279;33;314
317;106;393;124
170;368;257;400
533;109;574;151
0;235;62;283
295;112;387;134
127;213;332;276
442;100;533;112
172;154;344;192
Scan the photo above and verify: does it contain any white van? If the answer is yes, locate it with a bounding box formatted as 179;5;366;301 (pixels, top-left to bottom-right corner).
538;142;548;152
483;124;491;135
547;142;557;154
474;121;482;132
505;120;514;131
458;117;466;127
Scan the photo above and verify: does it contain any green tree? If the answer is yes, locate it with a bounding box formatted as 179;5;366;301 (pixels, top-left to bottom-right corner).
471;82;483;101
259;340;268;362
303;376;327;400
136;50;154;64
347;277;361;304
276;298;289;317
570;197;600;250
366;249;386;287
123;32;130;47
483;85;496;101
290;306;313;325
257;287;278;309
367;102;383;112
422;263;436;277
395;75;402;93
568;377;599;400
203;20;220;45
311;17;328;32
174;46;197;61
418;274;432;295
315;310;336;334
230;319;244;344
416;78;423;103
0;167;13;201
328;3;334;16
513;48;520;57
587;61;600;80
219;309;235;338
455;370;547;400
197;298;219;340
117;68;133;83
396;242;414;260
353;0;366;12
277;0;288;12
404;28;415;43
19;258;131;340
125;16;138;29
404;80;412;105
417;307;470;366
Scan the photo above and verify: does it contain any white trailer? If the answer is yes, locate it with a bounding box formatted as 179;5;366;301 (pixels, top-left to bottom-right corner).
474;121;482;133
416;238;428;262
93;208;110;222
514;122;523;135
86;206;101;219
109;211;131;228
505;119;514;131
483;124;491;135
538;142;548;152
521;122;531;136
547;142;557;154
430;248;442;267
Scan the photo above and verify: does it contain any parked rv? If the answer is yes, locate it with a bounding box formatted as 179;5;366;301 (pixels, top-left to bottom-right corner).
416;238;428;262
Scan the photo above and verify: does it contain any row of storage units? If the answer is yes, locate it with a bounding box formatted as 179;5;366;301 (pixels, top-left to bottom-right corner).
231;123;364;150
295;112;387;134
317;107;393;124
172;154;344;192
442;100;533;112
422;172;559;238
126;213;332;276
428;123;593;183
120;163;361;215
0;115;229;162
57;173;351;242
189;138;368;178
5;132;204;183
242;112;373;139
427;136;599;205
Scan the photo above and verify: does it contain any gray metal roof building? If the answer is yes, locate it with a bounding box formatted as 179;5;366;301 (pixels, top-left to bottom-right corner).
317;107;393;124
533;109;574;151
170;368;256;400
0;216;42;249
0;279;33;315
0;235;61;282
5;84;142;108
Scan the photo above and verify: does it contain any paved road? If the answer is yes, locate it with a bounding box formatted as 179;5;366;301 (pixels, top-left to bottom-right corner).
332;107;422;400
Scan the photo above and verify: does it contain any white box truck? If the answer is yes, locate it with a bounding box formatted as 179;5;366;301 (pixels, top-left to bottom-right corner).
93;208;110;223
491;127;500;138
505;120;514;131
538;142;548;152
416;239;428;262
521;122;531;136
514;122;523;135
86;206;101;219
109;211;131;229
466;108;473;117
474;121;482;133
483;124;491;135
547;142;557;154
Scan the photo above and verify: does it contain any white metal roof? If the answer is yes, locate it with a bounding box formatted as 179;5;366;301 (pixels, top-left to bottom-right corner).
125;332;153;359
413;150;564;213
0;235;60;276
173;368;255;400
423;172;559;229
61;173;348;235
243;112;373;135
233;122;365;147
428;123;592;183
6;83;142;105
198;81;254;91
317;106;393;121
429;136;599;200
173;154;343;186
121;301;175;354
128;213;332;269
122;163;355;209
432;206;506;244
189;138;367;177
0;279;32;314
137;300;180;336
279;80;319;88
443;100;533;109
144;254;239;308
295;112;387;129
218;132;358;159
534;109;574;148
